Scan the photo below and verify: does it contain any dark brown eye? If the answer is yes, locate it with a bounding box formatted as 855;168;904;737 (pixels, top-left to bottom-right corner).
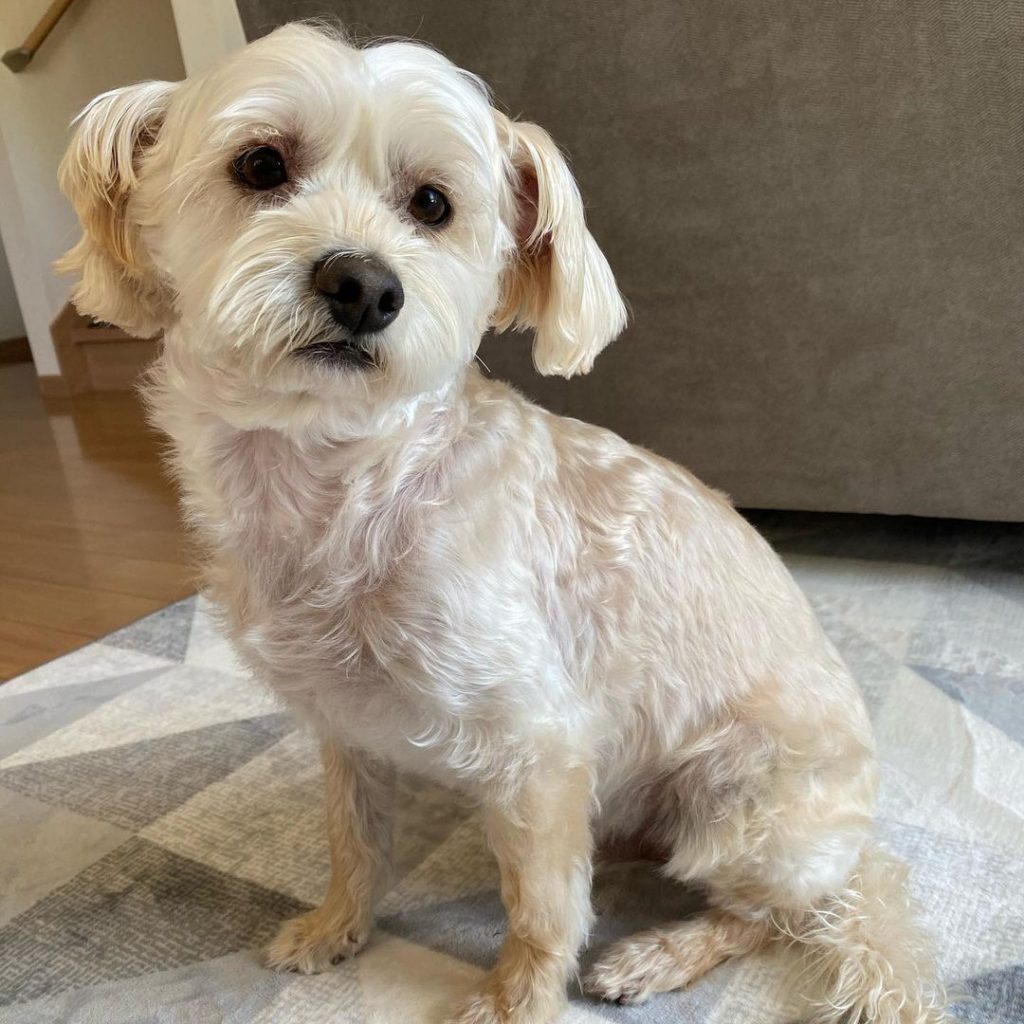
233;146;287;190
408;185;451;227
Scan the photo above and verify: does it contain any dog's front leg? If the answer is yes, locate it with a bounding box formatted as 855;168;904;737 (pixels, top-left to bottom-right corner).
265;737;393;973
449;760;593;1024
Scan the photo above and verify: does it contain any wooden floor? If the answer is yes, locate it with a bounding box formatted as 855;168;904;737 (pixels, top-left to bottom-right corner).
0;361;194;681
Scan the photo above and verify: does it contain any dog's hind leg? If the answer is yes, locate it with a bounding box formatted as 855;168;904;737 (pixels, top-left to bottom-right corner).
588;701;946;1020
587;847;947;1021
586;908;771;1004
265;737;393;974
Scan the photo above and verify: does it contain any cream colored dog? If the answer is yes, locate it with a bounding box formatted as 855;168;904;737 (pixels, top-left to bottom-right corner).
58;23;945;1024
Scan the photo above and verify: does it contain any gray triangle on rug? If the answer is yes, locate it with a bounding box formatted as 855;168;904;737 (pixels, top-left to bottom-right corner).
0;836;308;1007
0;713;292;829
104;597;198;662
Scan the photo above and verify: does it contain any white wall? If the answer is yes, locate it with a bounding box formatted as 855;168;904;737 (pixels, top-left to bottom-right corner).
0;0;186;375
0;237;25;341
0;121;56;370
171;0;245;77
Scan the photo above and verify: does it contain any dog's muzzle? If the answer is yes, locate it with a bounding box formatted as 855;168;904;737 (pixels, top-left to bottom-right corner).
296;252;404;370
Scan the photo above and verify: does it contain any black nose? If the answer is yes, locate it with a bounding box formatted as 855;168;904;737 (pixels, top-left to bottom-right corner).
313;253;404;334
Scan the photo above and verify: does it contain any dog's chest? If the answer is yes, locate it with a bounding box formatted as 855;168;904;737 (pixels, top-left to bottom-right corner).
209;440;414;667
227;518;523;778
201;431;467;742
189;418;564;780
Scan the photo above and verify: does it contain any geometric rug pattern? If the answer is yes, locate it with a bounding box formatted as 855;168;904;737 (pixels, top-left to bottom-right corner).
1;511;1022;1022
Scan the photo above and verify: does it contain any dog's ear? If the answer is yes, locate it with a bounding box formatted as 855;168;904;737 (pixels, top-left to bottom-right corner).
491;113;627;378
56;82;177;337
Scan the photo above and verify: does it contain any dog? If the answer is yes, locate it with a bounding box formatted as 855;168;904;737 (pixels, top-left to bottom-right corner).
57;23;945;1024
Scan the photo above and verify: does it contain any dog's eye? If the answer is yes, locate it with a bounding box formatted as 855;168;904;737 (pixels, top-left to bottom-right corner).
233;146;288;190
408;185;451;227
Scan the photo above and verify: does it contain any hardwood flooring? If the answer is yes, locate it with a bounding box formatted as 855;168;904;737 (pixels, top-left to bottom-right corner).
0;361;193;680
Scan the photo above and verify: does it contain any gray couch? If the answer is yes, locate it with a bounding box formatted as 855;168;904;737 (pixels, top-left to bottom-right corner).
237;1;1024;520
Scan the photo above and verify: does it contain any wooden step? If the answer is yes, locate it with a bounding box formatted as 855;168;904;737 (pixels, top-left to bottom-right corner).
48;303;160;394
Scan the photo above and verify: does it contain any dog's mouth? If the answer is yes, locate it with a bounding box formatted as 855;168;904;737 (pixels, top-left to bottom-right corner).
295;336;379;370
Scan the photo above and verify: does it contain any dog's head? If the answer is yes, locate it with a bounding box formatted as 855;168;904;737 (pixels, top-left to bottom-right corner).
57;24;626;434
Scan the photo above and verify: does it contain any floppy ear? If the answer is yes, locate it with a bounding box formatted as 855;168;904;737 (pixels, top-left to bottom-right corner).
56;81;177;337
491;112;627;378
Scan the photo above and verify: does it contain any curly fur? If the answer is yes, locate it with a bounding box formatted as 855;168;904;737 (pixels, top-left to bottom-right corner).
787;847;948;1024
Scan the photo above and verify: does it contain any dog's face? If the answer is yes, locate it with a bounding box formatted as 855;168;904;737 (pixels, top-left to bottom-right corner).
58;24;626;435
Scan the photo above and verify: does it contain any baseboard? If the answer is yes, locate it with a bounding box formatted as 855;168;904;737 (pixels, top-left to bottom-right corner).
49;303;160;393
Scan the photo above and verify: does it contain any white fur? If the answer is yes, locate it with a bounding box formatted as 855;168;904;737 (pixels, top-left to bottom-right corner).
58;24;945;1023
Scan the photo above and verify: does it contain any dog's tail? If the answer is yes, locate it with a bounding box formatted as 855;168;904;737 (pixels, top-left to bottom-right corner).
784;844;948;1023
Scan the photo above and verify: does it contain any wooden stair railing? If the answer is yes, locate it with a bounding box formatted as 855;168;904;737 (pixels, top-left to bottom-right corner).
3;0;79;73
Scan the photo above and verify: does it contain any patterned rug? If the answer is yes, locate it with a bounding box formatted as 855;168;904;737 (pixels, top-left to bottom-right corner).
1;512;1023;1023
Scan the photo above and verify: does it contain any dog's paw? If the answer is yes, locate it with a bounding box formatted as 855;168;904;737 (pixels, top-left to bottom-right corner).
444;990;506;1024
585;935;668;1005
444;984;565;1024
264;907;369;975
